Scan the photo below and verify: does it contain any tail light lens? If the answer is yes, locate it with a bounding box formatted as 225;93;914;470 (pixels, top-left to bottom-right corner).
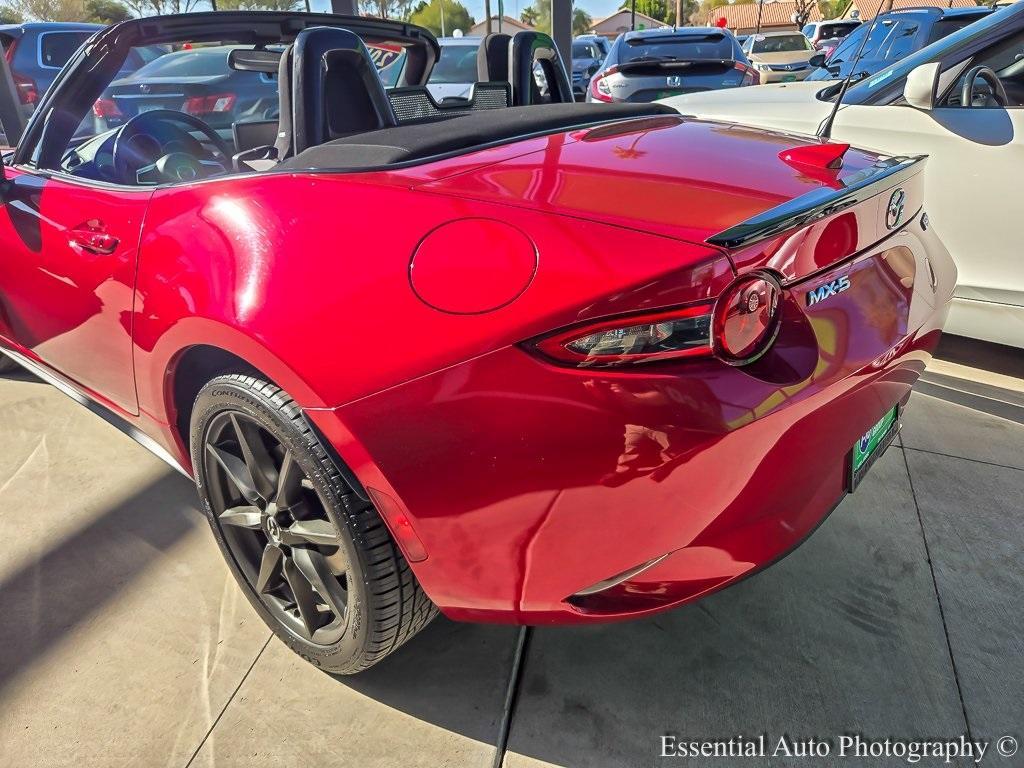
92;97;122;118
589;69;615;102
184;93;236;115
712;273;782;365
734;61;759;86
13;73;37;105
534;304;713;367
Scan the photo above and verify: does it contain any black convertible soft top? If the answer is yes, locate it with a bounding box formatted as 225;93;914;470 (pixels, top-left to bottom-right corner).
279;102;678;171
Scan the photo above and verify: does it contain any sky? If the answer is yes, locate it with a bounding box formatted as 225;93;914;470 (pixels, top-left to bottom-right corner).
308;0;627;28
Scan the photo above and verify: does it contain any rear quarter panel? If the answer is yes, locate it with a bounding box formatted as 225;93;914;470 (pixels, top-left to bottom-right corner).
132;171;731;432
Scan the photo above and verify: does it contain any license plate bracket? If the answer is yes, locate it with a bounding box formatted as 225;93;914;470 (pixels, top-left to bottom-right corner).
848;405;900;492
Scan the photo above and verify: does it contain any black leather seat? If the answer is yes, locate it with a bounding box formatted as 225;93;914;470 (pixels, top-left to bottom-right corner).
289;26;399;156
508;31;573;106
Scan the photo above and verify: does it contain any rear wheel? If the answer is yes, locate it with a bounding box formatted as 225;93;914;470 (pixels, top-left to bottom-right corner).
190;374;436;674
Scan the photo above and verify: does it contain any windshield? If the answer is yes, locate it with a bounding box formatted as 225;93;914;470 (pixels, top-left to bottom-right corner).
127;47;231;78
573;42;601;59
621;34;734;62
430;43;479;84
750;34;812;53
842;3;1019;105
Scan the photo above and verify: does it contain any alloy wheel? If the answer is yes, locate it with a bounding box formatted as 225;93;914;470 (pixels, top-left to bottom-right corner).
203;411;350;645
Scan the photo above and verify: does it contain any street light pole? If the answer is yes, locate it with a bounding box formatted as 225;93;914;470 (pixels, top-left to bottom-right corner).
630;0;636;30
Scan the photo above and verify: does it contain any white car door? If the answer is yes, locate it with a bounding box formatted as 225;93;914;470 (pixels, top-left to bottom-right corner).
829;102;1024;347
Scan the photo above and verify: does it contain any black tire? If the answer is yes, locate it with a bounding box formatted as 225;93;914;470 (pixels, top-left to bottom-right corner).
190;374;437;674
0;355;19;374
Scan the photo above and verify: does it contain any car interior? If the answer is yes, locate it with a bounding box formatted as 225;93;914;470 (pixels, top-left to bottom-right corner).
936;31;1024;107
50;22;672;187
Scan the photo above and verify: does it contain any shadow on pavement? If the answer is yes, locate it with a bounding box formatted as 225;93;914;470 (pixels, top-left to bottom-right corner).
0;471;199;694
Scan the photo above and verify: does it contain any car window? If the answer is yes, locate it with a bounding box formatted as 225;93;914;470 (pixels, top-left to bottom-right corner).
842;6;1020;106
69;44;278;155
829;19;903;63
884;22;921;61
750;34;812;54
40;31;93;69
429;44;479;84
802;24;816;38
573;42;600;58
927;17;985;46
821;23;858;40
621;33;734;62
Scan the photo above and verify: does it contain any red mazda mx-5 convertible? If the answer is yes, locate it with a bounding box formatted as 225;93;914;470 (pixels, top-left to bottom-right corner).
0;13;955;672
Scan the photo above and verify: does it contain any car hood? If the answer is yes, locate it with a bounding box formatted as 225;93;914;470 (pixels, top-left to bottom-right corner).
750;50;815;65
659;81;835;137
414;114;887;247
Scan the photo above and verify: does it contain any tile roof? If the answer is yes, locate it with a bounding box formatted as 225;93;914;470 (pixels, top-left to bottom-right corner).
705;1;823;29
842;0;981;20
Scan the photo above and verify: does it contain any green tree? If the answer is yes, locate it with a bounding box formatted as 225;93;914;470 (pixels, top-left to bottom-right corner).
9;0;85;21
618;0;704;26
85;0;130;21
0;2;23;20
217;0;300;9
518;1;589;34
408;0;474;36
572;7;591;35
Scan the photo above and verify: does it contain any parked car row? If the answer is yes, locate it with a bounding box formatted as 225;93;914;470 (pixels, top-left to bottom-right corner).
660;2;1024;349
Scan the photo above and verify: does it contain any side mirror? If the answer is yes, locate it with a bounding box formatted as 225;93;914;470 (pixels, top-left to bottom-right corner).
904;61;941;111
808;52;827;68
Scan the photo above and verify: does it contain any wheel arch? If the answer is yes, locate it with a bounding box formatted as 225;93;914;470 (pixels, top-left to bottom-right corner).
161;338;368;500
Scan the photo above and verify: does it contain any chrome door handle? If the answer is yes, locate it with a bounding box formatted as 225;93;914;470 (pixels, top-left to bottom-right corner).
68;225;119;255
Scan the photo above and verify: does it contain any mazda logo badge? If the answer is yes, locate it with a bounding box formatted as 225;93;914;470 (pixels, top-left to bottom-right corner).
886;188;906;230
139;84;151;93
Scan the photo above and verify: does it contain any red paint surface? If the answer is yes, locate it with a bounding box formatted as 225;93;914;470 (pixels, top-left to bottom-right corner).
0;115;957;624
410;218;537;314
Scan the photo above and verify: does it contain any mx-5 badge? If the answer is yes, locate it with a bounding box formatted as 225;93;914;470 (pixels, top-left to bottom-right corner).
806;275;852;306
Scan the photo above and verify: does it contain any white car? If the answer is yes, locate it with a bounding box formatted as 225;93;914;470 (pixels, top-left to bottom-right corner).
427;36;481;102
662;5;1024;349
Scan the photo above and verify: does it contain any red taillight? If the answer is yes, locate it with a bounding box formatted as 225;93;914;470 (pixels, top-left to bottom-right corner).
734;61;759;86
13;73;37;105
589;69;615;103
183;93;236;115
92;97;122;118
534;304;713;367
712;273;782;365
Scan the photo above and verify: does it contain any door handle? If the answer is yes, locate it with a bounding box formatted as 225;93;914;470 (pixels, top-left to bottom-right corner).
68;223;119;255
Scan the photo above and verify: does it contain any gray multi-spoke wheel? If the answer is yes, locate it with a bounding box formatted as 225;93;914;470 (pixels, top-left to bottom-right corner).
191;374;437;673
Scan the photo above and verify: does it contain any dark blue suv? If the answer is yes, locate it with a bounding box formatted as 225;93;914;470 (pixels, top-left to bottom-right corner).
0;23;104;113
808;6;992;81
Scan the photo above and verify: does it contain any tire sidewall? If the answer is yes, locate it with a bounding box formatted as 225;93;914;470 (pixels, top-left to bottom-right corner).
190;376;372;672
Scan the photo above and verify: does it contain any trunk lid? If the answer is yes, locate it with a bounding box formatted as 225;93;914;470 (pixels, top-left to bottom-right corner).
416;115;920;281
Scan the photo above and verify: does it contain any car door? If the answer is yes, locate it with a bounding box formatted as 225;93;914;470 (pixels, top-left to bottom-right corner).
0;164;151;414
832;98;1024;347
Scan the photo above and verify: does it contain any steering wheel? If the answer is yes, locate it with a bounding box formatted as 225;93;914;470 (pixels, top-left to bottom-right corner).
960;65;1008;108
112;109;232;185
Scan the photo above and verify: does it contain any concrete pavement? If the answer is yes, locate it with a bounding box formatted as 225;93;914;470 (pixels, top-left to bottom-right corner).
0;339;1020;768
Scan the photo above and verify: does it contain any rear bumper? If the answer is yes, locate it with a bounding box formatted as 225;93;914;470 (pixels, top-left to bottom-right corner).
307;236;952;624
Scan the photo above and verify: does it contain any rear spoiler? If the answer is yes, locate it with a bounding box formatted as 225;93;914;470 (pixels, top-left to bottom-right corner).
706;155;927;250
